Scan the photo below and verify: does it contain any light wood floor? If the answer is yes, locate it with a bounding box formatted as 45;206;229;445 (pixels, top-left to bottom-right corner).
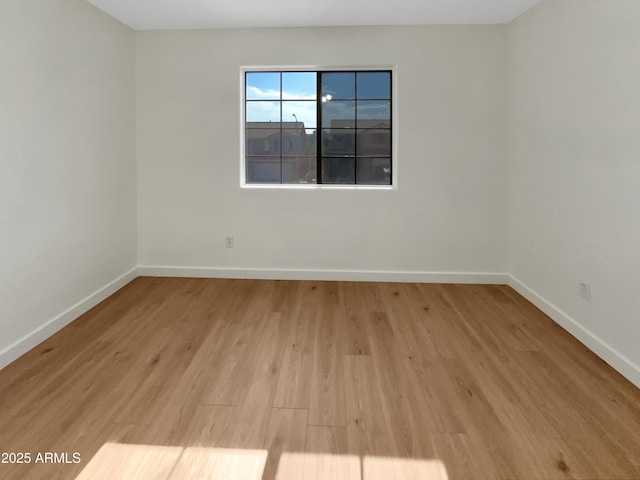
0;278;638;480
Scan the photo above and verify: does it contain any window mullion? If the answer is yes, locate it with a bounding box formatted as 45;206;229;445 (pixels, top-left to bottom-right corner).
354;73;358;185
280;72;283;184
316;71;322;184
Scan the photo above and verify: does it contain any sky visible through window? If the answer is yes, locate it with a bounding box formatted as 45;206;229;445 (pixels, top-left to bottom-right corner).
246;72;391;128
246;72;317;128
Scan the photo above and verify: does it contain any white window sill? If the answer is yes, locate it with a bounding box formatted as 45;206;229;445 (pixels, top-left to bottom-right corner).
240;183;395;190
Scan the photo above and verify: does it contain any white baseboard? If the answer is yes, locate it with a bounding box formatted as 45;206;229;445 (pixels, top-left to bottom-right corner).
508;275;640;389
0;267;139;370
138;265;509;284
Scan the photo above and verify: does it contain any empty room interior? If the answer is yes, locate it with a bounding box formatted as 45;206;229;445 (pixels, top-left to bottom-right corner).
1;0;639;479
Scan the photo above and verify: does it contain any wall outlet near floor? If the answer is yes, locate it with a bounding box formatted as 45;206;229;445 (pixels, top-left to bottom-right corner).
578;281;591;301
225;235;234;248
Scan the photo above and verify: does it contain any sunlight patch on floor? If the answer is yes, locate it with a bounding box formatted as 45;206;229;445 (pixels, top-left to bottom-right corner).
169;447;268;478
75;443;448;480
279;452;449;480
74;443;183;480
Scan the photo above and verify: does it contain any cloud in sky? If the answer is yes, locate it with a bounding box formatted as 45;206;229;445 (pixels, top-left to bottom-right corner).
246;88;390;129
246;87;317;128
247;86;315;101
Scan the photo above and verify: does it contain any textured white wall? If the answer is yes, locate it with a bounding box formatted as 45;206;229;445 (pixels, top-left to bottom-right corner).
508;1;640;378
0;1;137;357
136;26;508;275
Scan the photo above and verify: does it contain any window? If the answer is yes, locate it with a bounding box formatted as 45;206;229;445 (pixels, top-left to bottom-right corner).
243;69;393;186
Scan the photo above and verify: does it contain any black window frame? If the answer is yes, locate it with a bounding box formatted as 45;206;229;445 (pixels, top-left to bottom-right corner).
243;69;393;186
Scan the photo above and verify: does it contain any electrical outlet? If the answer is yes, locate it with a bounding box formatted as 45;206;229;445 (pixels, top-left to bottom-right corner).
578;282;591;301
225;235;234;248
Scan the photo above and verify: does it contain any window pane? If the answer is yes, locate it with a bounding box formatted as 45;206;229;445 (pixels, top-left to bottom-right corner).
322;129;355;156
321;72;355;100
246;129;281;156
282;101;317;129
322;100;355;128
322;157;355;184
356;157;391;185
246;101;281;123
357;100;390;128
282;72;316;100
282;157;317;184
246;157;281;183
356;129;391;156
356;72;391;99
282;129;316;156
246;72;280;100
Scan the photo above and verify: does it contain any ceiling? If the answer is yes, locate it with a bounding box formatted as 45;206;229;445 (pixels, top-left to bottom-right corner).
86;0;541;30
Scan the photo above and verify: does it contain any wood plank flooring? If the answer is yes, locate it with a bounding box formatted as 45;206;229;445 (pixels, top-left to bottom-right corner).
0;278;639;480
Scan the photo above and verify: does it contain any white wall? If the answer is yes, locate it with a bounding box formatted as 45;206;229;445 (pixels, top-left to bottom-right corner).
508;0;640;382
0;0;137;365
136;26;508;277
